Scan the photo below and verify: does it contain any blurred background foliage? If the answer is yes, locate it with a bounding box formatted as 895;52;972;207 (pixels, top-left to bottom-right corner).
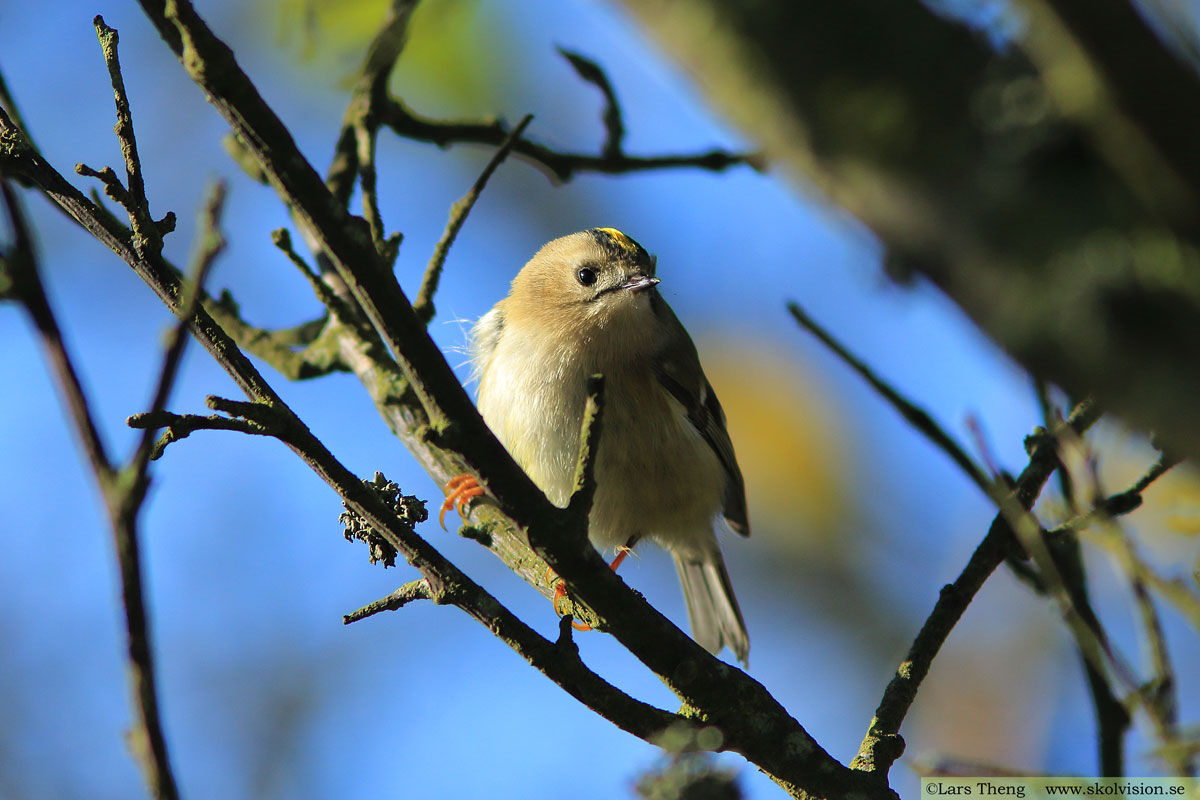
1;0;1199;798
616;0;1200;463
263;0;504;111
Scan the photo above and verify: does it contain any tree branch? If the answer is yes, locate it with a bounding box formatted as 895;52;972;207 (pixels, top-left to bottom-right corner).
1046;451;1182;538
546;374;607;626
154;393;702;750
93;16;176;256
325;0;419;208
127;407;272;461
1;182;113;482
852;398;1101;775
130;180;225;480
1058;451;1198;774
1025;447;1191;774
1039;526;1132;776
205;290;346;380
566;375;605;527
788;297;1142;771
380;97;758;184
557;48;625;160
344;578;431;624
413;113;533;325
1;178;182;800
788;300;996;497
1128;555;1191;775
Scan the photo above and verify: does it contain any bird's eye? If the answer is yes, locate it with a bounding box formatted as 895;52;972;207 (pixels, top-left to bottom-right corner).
577;267;597;286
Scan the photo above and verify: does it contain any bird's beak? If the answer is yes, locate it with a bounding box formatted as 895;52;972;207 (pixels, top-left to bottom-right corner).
621;275;661;294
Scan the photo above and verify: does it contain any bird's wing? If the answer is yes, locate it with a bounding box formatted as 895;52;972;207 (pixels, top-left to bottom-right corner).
651;297;750;537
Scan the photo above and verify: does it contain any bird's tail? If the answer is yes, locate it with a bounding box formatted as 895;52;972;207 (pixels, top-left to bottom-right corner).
674;553;749;665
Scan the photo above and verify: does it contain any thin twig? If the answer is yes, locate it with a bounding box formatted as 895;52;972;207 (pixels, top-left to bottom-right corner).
272;228;349;314
1129;451;1183;495
381;97;759;184
413;113;533;324
1043;529;1130;775
964;413;1002;478
76;163;136;215
566;374;605;530
266;228;387;378
128;409;270;460
88;184;138;235
1033;378;1077;513
1046;451;1182;537
326;0;419;207
1005;461;1142;693
1127;555;1191;774
204;290;346;380
93;16;173;256
343;579;432;623
1024;451;1184;693
56;167;345;387
1088;532;1200;632
788;300;996;498
551;374;608;626
557;48;624;159
1;181;112;480
354;121;387;256
312;0;409;298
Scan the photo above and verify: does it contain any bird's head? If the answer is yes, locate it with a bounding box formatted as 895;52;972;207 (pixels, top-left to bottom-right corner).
506;228;662;346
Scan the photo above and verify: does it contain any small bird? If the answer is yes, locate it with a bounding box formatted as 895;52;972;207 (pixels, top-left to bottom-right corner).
462;228;750;663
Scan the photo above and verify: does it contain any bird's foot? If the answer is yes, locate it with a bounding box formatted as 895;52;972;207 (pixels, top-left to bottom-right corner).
439;474;485;529
548;567;594;632
547;546;635;632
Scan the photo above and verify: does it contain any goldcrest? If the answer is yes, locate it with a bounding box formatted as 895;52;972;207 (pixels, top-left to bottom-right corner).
471;228;749;663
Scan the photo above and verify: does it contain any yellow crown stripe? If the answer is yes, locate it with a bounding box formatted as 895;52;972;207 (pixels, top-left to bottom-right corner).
594;227;637;253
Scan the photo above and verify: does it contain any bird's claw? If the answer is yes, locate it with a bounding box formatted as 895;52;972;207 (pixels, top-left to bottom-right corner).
547;567;593;631
439;474;485;529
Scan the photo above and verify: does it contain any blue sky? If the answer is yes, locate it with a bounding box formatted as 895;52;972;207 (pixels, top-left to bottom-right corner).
1;1;1197;798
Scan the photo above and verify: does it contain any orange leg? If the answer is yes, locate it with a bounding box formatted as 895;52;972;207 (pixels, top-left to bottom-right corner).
549;545;636;632
439;474;485;529
609;545;633;571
